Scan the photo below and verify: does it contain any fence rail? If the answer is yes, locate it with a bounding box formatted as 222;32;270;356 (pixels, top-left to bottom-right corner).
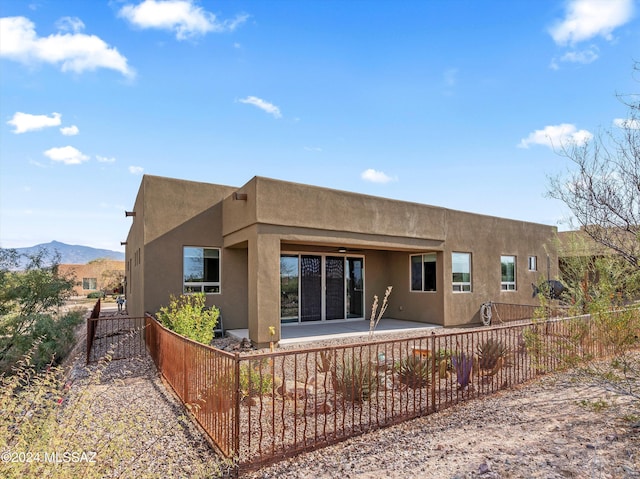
141;309;638;473
489;302;568;323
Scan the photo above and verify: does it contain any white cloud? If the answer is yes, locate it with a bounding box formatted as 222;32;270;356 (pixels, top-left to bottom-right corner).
129;166;144;174
558;45;599;64
7;111;61;133
238;96;282;118
55;16;85;33
549;0;634;46
119;0;248;40
613;118;640;129
60;125;79;136
43;146;89;165
361;168;397;184
518;123;593;149
304;146;323;152
0;16;134;78
97;155;116;163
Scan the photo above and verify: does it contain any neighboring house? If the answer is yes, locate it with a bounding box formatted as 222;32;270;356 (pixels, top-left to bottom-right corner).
59;260;125;297
125;175;558;348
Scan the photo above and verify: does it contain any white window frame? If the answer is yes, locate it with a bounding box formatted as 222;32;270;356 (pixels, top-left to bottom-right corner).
410;253;437;292
183;246;221;294
501;255;516;291
452;252;472;292
528;255;537;271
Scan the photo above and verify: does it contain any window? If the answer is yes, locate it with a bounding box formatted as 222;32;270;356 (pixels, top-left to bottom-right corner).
82;278;97;290
501;255;516;291
528;256;537;271
452;252;471;292
183;247;221;293
411;253;437;292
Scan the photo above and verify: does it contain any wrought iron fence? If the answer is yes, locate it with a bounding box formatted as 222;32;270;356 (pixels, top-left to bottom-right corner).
141;309;638;473
86;313;146;363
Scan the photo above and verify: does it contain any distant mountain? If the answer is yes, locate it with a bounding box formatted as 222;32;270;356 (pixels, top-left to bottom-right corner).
7;241;125;265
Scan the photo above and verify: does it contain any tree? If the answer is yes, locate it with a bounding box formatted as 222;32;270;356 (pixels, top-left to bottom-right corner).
0;248;79;373
548;64;640;270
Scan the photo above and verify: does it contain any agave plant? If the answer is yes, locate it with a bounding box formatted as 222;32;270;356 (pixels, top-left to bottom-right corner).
396;355;431;389
452;352;473;390
477;338;509;374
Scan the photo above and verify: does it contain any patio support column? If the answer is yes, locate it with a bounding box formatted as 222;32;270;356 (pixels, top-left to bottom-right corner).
247;233;280;349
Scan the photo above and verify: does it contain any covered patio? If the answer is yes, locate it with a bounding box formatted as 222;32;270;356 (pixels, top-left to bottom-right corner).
228;318;442;345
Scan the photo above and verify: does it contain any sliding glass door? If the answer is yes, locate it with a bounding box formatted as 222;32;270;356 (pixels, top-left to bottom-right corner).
300;255;322;322
280;254;364;323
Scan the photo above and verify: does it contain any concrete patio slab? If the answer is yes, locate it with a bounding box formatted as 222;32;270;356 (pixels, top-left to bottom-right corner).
227;318;441;345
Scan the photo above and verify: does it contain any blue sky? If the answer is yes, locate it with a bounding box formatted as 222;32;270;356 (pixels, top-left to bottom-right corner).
1;0;638;252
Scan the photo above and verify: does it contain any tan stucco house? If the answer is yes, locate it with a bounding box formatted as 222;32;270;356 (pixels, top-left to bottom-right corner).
125;175;558;347
59;260;125;297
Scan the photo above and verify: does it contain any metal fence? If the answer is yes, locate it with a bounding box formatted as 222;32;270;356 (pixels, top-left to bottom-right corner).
142;309;637;473
488;302;569;324
86;310;147;363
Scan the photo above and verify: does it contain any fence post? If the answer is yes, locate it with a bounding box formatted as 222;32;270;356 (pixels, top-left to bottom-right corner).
430;332;437;413
234;352;241;465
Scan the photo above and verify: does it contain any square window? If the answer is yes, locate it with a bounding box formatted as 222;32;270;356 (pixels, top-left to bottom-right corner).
183;247;221;294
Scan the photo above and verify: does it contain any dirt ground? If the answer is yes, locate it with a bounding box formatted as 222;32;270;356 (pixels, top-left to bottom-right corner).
243;365;639;479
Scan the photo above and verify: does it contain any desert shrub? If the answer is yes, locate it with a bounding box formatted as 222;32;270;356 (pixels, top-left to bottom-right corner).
239;360;274;399
476;338;509;372
0;311;83;374
156;293;219;344
396;355;431;389
0;249;78;374
335;357;378;403
86;291;104;299
0;344;221;479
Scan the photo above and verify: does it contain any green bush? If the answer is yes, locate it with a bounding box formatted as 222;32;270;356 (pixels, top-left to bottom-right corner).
156;293;219;344
0;311;83;375
239;361;274;399
86;291;104;299
0;248;78;375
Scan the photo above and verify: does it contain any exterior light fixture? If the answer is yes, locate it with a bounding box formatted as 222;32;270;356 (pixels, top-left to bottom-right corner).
338;247;347;253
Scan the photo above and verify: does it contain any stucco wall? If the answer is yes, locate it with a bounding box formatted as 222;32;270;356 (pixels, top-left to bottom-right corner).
59;260;125;297
126;174;558;341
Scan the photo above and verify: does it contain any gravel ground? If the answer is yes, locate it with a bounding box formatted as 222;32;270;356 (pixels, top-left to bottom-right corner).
70;313;639;479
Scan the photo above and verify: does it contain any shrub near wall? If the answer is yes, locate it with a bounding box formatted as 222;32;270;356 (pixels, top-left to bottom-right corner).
156;293;219;344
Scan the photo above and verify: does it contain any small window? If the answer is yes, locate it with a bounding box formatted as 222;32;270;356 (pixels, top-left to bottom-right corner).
452;252;471;292
501;255;516;291
528;256;537;271
82;278;97;290
410;253;437;292
183;247;221;294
